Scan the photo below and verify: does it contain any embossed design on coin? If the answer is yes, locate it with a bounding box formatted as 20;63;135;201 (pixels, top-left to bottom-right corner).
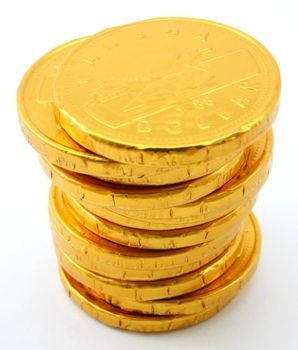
54;18;280;167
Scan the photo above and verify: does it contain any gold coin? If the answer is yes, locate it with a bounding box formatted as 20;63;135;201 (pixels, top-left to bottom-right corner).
49;188;239;273
70;213;260;316
56;228;243;301
108;133;270;218
58;212;259;331
17;36;240;186
61;185;253;249
54;18;280;166
55;242;220;281
42;147;243;211
82;131;272;230
59;267;233;332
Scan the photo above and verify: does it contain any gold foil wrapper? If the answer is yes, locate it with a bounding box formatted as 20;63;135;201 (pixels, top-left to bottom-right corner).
17;17;280;332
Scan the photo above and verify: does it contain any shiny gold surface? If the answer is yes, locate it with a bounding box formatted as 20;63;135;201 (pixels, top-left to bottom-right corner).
17;17;279;333
81;132;272;230
17;36;240;186
60;267;232;333
92;214;260;315
54;18;280;166
58;213;260;331
61;185;253;249
56;229;242;301
108;132;271;218
49;186;240;277
42;148;243;211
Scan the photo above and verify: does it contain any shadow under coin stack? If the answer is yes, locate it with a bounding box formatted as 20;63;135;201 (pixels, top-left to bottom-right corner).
17;18;280;332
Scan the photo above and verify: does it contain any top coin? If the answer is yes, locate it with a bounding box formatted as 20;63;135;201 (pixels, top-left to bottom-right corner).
54;18;280;166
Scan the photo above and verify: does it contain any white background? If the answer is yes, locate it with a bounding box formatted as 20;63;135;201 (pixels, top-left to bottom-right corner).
1;1;297;349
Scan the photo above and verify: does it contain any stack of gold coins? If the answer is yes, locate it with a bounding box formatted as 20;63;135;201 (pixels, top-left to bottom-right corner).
17;18;280;332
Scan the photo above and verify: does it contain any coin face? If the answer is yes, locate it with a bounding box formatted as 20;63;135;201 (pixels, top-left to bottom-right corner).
54;18;280;165
17;35;241;184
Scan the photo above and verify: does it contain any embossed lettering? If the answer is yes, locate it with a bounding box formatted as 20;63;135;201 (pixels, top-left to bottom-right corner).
194;32;210;42
193;97;214;110
238;81;257;91
216;111;233;120
195;116;210;130
165;121;183;134
230;97;250;109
